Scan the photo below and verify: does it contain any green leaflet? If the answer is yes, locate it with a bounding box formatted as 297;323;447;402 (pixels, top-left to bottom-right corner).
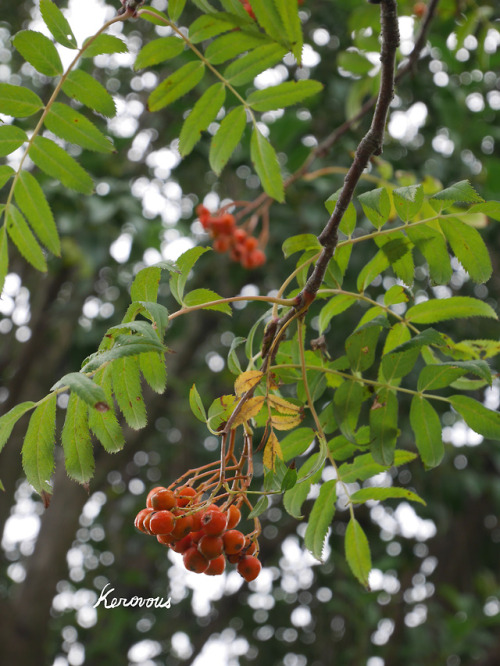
81;336;164;373
357;249;389;291
282;234;321;259
167;0;187;21
325;193;357;235
123;301;169;339
250;126;284;202
333;380;365;442
188;13;234;43
338;450;413;484
449;395;500;440
224;44;287;86
393;184;424;222
351;486;425;505
406;222;452;285
205;32;267;65
250;0;286;44
61;394;95;484
130;266;162;303
319;294;357;334
44;103;114;153
88;366;125;453
82;34;128;58
247;495;269;520
170;246;209;304
375;233;414;287
0;83;44;118
430;179;483;211
0;166;15;189
370;389;399;465
179;83;226;157
439;217;492;284
13;30;63;76
209;106;246;175
247;80;322;112
62;70;116;118
22;394;57;494
280;427;316;461
148;61;205;112
52;372;108;410
275;0;303;62
183;288;232;315
5;205;47;272
14;171;61;256
410;396;444;468
134;36;185;70
189;384;207;422
29;136;94;195
345;318;384;372
0;226;8;295
338;50;373;76
406;296;497;324
0;401;36;454
358;187;391;229
417;360;491;391
40;0;77;49
304;480;337;561
111;355;147;429
0;125;28;157
345;518;371;588
140;352;167;394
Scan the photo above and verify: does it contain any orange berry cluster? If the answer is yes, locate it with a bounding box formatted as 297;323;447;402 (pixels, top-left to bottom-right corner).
196;205;266;270
135;485;262;582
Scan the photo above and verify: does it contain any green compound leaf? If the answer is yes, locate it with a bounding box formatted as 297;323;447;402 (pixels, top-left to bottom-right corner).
61;393;95;484
134;36;185;70
44;103;114;153
345;518;372;588
410;396;444;468
52;372;108;410
430;179;483;212
179;83;226;157
184;288;232;315
14;170;61;256
29;136;94;195
88;366;125;453
224;44;287;86
393;184;424;222
0;125;28;157
22;394;57;494
189;383;207;422
13;30;63;76
304;479;337;561
5;205;47;272
0;83;44;118
358;187;391;229
439;217;492;284
0;401;36;455
250;126;284;202
82;34;128;58
406;296;497;324
140;352;167;394
148;61;205;112
111;355;147;430
205;32;267;65
209;106;246;175
62;70;116;118
247;80;322;112
370;389;399;466
40;0;77;49
351;486;425;505
449;395;500;440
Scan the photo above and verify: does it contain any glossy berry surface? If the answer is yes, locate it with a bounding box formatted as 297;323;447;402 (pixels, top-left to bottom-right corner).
183;547;209;574
237;555;262;582
201;509;228;536
223;530;246;555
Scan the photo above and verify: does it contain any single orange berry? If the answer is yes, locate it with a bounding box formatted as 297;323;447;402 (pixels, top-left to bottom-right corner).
148;510;175;535
226;505;241;530
213;235;232;253
191;510;205;532
244;540;258;557
413;2;426;17
223;529;246;556
198;535;224;560
157;533;175;546
201;509;228;536
244;236;258;252
176;486;198;508
237;555;261;582
171;534;193;553
227;553;241;564
146;486;166;508
205;555;226;576
150;488;177;511
134;508;153;533
170;514;194;540
143;511;156;535
233;228;247;244
183;546;209;574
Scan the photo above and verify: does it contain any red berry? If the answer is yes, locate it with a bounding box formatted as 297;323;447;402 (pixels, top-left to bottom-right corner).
157;533;175;546
176;486;197;508
205;555;226;575
183;546;209;574
143;511;156;535
237;555;261;581
201;509;228;536
171;534;193;553
198;535;224;560
170;514;194;539
146;486;165;508
227;505;241;530
213;235;232;253
247;249;266;269
148;510;175;535
244;540;258;557
233;229;247;244
244;236;258;252
227;553;241;564
150;488;177;511
134;508;153;533
223;529;246;556
190;529;206;544
196;204;211;228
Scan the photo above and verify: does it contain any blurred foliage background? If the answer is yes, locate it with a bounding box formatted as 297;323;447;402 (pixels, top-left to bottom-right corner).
0;1;499;665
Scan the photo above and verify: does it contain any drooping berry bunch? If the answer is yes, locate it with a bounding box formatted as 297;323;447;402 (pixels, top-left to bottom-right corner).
196;204;266;270
135;485;261;581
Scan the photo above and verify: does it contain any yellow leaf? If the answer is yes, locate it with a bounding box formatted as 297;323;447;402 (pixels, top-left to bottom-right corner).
263;430;283;471
234;370;264;396
231;396;265;428
268;394;301;415
270;413;303;431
